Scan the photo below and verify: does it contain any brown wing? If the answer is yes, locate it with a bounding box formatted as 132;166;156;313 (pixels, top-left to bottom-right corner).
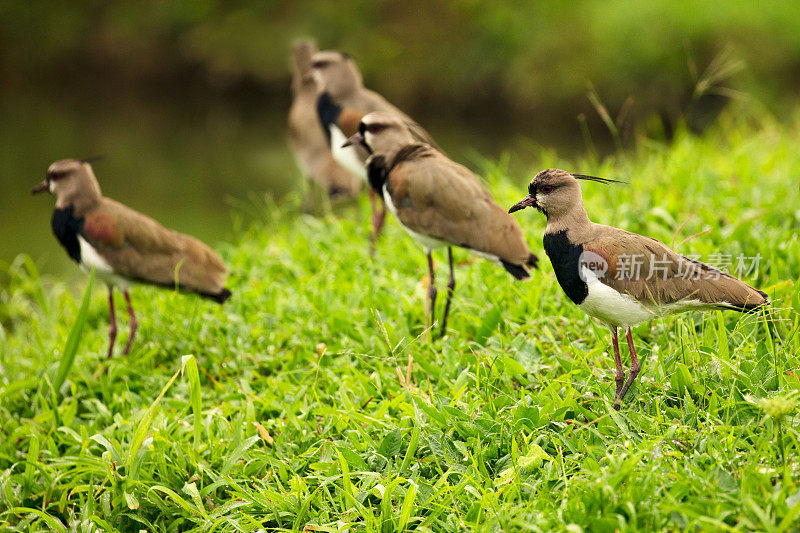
82;199;228;294
584;226;767;311
388;148;532;265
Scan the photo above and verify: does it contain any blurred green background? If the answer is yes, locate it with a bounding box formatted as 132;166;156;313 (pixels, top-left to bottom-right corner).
2;0;799;276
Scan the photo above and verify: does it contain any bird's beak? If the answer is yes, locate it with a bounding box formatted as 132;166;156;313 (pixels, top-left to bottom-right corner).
342;131;365;149
31;179;49;195
508;195;537;213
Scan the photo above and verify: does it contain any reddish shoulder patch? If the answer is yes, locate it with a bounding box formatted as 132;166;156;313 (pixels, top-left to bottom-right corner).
84;211;124;249
339;109;365;137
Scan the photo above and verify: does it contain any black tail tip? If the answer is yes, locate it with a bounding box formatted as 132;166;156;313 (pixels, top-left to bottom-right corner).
204;288;232;304
501;259;532;281
526;253;539;269
737;292;769;313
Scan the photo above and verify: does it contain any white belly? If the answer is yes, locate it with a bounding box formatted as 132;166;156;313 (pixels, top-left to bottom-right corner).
577;266;715;327
78;236;128;288
578;266;654;327
329;126;367;181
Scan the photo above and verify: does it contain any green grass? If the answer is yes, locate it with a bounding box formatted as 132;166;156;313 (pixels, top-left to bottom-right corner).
1;111;800;531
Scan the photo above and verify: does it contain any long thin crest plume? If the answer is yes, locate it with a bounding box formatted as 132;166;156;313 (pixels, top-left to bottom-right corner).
572;173;626;184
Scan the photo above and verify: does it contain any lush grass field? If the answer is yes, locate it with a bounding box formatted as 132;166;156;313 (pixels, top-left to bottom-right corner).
1;112;800;531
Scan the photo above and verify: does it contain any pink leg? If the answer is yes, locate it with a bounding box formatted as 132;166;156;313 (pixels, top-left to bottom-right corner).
368;189;387;248
426;251;437;332
439;247;455;338
617;327;641;406
123;290;138;355
610;326;625;409
107;287;117;359
373;202;387;237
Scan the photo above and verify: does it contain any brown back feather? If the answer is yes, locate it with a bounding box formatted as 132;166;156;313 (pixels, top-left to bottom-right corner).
85;199;228;294
387;146;533;265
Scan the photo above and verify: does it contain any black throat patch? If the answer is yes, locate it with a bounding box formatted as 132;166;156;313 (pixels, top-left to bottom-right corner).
542;230;588;305
316;91;341;145
366;155;389;194
51;206;84;264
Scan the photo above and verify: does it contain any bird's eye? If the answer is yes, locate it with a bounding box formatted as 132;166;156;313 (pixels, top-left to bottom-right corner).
48;171;66;180
540;185;555;194
367;124;385;134
311;60;328;69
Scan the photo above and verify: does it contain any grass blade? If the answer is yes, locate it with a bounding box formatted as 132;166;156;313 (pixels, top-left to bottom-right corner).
182;354;203;448
126;356;188;477
53;268;94;393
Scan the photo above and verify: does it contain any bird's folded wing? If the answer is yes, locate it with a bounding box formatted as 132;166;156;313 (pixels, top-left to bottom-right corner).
389;152;532;264
584;228;766;310
81;200;227;292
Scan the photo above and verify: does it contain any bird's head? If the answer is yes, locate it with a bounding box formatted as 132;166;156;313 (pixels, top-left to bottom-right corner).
342;112;415;158
33;158;103;209
310;50;362;98
291;40;319;88
509;168;623;219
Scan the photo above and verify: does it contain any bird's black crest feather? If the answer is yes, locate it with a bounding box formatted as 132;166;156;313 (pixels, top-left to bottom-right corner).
573;174;626;184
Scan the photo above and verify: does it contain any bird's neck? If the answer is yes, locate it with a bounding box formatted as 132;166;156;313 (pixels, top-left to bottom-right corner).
56;190;101;217
544;205;592;238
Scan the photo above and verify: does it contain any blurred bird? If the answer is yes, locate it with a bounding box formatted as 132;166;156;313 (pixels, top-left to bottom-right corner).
33;159;232;358
509;168;769;409
288;40;361;198
311;50;439;243
344;113;538;337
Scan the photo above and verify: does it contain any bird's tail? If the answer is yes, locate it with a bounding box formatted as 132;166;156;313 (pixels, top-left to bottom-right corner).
501;253;539;281
201;288;232;304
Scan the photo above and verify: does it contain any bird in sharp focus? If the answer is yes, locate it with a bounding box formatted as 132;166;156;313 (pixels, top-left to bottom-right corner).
311;50;440;244
33;158;232;358
344;112;539;337
288;40;361;198
509;168;769;409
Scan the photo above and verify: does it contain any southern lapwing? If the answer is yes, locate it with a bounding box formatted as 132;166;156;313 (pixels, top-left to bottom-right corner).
509;168;769;409
288;41;361;198
311;50;439;243
344;113;538;337
33;158;232;358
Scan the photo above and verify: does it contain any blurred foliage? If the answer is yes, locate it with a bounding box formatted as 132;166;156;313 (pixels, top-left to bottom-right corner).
3;0;800;138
